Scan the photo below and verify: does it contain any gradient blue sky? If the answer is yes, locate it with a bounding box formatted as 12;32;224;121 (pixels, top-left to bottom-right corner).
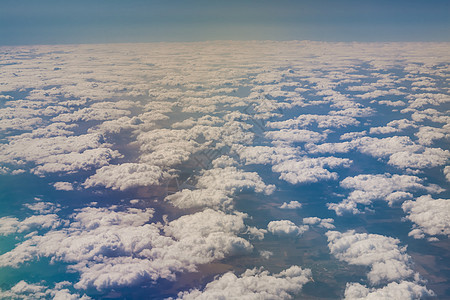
0;0;449;45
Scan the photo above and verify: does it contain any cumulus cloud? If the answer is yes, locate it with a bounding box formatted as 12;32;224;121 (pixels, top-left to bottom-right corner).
267;220;309;236
307;136;450;170
326;230;417;285
402;195;450;239
165;166;275;210
280;201;302;209
267;114;359;129
236;145;302;165
0;280;91;300
327;173;442;215
344;281;433;300
444;166;450;182
1;40;449;299
0;207;256;291
165;189;233;210
265;129;327;144
272;157;352;184
0;214;62;236
415;126;450;146
176;266;312;300
369;119;417;135
1;133;121;175
53;181;74;191
84;163;169;191
302;217;335;229
196;166;275;195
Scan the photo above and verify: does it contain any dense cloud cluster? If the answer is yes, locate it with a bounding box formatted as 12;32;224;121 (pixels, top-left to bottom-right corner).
328;173;443;215
0;281;91;300
326;230;432;298
0;205;258;291
0;41;448;298
176;266;312;300
402;195;450;240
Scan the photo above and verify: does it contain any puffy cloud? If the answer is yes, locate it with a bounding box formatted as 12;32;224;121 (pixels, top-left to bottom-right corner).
211;155;237;168
344;281;433;300
414;126;450;146
165;189;233;210
328;173;442;215
444;166;450;182
0;207;256;291
265;129;327;144
272;157;352;184
340;131;367;140
31;148;122;175
176;266;312;300
53;181;74;191
355;89;405;100
267;114;359;129
402;195;450;239
196;166;275;195
24;201;61;214
84;163;169;191
51;103;132;123
267;220;309;236
329;107;375;118
0;280;91;300
165;166;275;210
377;100;406;107
302;217;335;229
388;148;449;169
0;214;62;236
236;145;302;165
369;119;417;135
307;136;450;170
326;230;416;285
407;93;450;109
1;133;121;175
280;201;302;209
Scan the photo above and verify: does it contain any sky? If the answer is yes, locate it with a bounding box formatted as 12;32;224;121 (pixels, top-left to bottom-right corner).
0;0;449;45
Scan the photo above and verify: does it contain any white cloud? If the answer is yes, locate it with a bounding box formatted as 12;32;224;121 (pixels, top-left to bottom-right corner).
165;166;275;210
165;189;233;210
0;280;91;300
307;136;450;170
369;119;417;135
272;157;352;184
267;114;359;129
236;145;302;165
24;201;61;214
415;126;450;146
444;166;450;182
53;181;74;191
340;131;367;140
328;173;442;215
302;217;335;229
84;163;169;191
265;129;327;144
176;266;312;300
329;107;375;118
196;166;275;195
326;230;417;285
1;133;121;175
0;207;256;291
280;201;302;209
407;93;450;109
344;281;433;300
267;220;309;236
0;214;62;236
402;195;450;239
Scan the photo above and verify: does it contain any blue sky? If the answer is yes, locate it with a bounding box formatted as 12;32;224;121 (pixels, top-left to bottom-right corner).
0;0;449;45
